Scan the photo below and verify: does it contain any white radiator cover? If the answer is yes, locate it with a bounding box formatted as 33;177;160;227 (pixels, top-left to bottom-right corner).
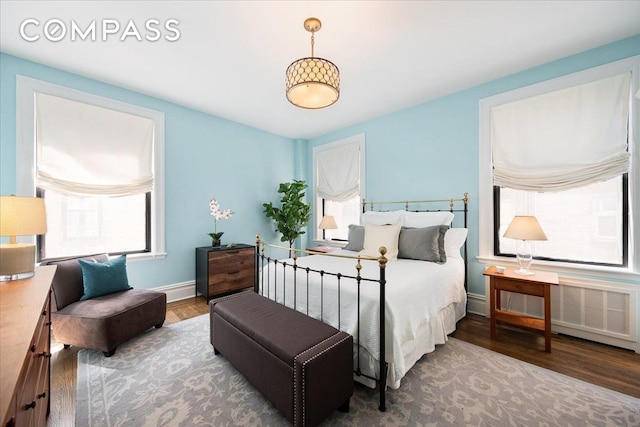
484;275;639;353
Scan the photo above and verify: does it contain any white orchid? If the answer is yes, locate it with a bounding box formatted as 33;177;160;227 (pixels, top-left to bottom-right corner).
208;198;233;244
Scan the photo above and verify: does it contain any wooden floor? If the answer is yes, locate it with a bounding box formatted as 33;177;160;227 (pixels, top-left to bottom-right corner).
46;296;640;426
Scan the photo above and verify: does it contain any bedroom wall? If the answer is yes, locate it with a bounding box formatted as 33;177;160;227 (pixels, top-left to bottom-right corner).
305;34;640;298
0;52;294;290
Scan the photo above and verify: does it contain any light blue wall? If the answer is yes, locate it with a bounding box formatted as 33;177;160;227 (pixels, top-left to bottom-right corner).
306;34;640;296
0;53;294;289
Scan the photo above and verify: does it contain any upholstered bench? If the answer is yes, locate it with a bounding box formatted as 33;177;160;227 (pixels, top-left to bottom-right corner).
210;291;353;427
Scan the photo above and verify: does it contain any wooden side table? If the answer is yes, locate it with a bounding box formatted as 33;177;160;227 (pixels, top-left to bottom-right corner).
195;244;255;302
484;266;559;352
307;246;339;254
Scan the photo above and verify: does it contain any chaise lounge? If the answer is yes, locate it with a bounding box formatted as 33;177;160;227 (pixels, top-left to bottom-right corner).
47;254;167;357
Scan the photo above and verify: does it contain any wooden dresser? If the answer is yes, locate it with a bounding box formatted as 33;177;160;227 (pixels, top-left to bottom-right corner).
195;244;255;302
1;265;56;427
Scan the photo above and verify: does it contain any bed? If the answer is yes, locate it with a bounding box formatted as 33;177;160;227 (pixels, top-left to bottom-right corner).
255;194;469;411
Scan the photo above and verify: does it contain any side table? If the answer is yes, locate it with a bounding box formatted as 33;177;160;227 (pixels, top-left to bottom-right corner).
484;265;559;352
307;246;339;254
195;244;255;302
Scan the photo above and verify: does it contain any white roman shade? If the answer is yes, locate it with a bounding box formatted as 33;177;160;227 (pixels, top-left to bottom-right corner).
35;92;154;196
316;142;360;201
491;72;631;192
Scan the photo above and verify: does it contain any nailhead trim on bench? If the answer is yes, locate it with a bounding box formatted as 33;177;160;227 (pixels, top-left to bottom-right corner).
293;332;352;426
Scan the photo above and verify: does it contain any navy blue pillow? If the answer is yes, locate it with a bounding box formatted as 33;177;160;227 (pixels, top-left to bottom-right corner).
78;255;132;300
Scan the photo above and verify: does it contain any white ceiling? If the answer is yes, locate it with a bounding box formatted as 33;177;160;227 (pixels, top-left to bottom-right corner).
1;1;639;139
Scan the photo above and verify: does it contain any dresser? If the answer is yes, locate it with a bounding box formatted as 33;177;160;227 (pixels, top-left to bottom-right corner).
1;265;56;427
195;244;255;302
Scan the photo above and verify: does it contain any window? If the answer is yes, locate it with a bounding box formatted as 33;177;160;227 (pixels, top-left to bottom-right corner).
494;176;627;266
16;76;166;261
312;134;365;242
479;56;639;276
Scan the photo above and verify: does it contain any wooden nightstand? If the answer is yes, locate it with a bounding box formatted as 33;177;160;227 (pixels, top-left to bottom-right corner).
195;244;255;302
307;246;339;254
484;266;559;352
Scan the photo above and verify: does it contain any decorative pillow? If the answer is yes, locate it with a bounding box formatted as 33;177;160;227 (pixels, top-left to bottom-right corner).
78;255;132;300
343;224;365;251
398;225;448;263
359;222;402;261
444;228;468;260
361;210;404;226
402;211;455;228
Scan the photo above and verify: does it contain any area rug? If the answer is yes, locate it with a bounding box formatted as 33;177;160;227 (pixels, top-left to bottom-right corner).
77;314;640;426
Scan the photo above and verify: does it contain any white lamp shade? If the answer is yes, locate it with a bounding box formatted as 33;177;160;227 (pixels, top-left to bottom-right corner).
318;215;338;230
503;216;547;241
0;196;47;237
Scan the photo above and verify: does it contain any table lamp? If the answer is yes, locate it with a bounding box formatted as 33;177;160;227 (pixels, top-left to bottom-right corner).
318;215;338;249
0;195;47;281
503;215;547;275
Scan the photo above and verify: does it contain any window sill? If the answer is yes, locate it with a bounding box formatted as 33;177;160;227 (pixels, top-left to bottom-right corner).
127;252;167;262
477;255;640;283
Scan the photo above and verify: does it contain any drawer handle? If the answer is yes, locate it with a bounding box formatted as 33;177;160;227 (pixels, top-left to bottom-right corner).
30;344;36;353
227;270;240;275
25;401;36;410
42;310;47;316
37;351;51;358
37;392;47;399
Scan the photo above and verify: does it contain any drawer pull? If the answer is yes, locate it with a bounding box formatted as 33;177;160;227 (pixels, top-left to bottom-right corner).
42;309;47;316
25;401;36;410
30;344;36;353
227;270;240;275
37;392;47;399
37;351;51;358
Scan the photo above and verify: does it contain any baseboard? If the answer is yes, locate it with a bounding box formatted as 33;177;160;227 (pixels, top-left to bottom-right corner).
467;292;486;316
154;281;195;303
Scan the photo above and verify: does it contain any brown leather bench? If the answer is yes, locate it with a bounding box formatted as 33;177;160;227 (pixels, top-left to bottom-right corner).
210;291;353;427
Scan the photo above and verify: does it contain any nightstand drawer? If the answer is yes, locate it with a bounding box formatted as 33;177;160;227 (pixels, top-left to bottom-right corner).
493;278;545;297
209;268;254;294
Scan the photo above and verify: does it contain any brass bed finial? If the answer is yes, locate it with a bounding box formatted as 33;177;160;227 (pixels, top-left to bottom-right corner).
377;246;388;269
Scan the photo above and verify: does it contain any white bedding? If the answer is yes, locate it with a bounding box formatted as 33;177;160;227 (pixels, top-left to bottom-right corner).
258;249;466;389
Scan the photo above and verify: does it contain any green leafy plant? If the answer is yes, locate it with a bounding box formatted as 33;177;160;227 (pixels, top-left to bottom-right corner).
263;180;311;253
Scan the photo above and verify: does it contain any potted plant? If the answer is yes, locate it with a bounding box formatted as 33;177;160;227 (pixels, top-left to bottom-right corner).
263;180;311;255
207;198;233;246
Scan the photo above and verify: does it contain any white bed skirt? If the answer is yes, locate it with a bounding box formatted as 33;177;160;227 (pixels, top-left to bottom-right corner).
355;292;467;389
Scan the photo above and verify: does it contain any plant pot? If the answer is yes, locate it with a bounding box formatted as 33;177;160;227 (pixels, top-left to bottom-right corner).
211;239;221;247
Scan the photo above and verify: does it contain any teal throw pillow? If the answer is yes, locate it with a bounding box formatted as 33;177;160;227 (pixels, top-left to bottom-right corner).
78;255;132;300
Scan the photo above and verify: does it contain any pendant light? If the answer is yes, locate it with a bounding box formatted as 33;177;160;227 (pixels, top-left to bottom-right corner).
286;17;340;109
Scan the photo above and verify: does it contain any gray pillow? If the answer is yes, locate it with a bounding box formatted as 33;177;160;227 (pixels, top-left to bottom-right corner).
398;225;448;263
343;224;365;251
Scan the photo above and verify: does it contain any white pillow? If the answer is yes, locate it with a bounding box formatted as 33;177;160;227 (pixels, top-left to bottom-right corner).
402;211;454;228
361;210;404;226
359;222;402;261
445;228;468;260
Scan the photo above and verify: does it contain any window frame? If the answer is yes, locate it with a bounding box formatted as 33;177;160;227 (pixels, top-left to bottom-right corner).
478;56;640;280
16;75;166;262
312;133;366;244
492;175;629;268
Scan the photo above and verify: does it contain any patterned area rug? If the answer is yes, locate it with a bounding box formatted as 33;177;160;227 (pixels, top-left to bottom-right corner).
77;314;640;426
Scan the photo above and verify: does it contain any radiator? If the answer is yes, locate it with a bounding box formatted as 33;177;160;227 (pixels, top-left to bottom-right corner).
489;276;639;353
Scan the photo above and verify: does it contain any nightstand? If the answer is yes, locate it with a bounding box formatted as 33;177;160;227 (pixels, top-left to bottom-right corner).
195;244;255;302
307;246;339;254
484;265;559;352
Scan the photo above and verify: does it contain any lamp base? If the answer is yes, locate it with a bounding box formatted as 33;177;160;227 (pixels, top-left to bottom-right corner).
0;271;36;281
0;243;37;282
514;268;535;276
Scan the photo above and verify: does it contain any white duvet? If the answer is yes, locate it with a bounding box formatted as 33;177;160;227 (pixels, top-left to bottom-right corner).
258;249;466;389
